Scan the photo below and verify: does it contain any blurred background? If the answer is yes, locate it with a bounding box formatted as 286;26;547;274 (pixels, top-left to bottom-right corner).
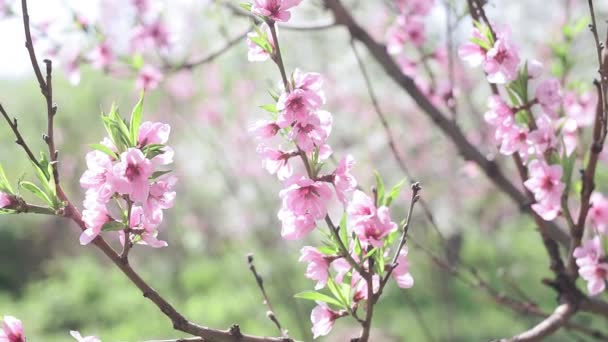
0;0;607;341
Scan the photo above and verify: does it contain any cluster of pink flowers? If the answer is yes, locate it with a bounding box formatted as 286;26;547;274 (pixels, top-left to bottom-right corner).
386;0;434;55
459;26;521;84
28;0;167;91
573;236;608;295
247;4;415;338
0;315;100;342
79;114;176;248
459;23;570;221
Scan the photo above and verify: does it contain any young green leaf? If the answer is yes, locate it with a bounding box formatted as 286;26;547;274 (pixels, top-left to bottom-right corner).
90;143;119;159
20;181;52;206
385;178;406;206
294;291;343;307
130;92;145;146
374;171;385;206
101;221;126;232
0;164;13;194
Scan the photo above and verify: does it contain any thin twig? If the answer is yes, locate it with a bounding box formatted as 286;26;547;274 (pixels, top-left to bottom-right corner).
348;38;447;248
0;104;42;169
247;254;292;340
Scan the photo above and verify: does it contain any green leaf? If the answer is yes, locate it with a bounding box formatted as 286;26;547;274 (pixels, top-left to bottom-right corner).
327;277;349;307
561;145;577;193
385;178;406;206
90;143;119;159
20;181;52;206
374;171;385;206
239;2;252;11
142;144;167;159
339;211;348;247
259;103;278;114
130;92;145;146
294;291;343;307
0;164;13;194
317;245;337;255
101;221;126;232
131;54;144;69
151;170;172;180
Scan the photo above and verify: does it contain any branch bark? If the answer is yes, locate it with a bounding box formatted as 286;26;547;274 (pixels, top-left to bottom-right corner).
496;304;576;342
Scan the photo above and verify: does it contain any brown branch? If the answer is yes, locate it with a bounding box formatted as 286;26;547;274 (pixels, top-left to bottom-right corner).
377;183;421;297
0;104;42;169
247;254;292;340
268;20;290;92
348;38;446;247
21;0;59;185
322;0;570;248
496;304;576;342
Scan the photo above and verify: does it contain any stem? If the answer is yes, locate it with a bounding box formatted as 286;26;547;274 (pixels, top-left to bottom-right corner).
247;254;292;340
267;20;290;92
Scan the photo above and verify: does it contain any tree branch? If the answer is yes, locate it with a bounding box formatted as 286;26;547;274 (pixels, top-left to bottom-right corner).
496;304;576;342
322;0;570;247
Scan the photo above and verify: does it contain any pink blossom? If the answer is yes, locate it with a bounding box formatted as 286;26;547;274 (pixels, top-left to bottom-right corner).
564;90;597;127
395;0;434;16
299;246;330;289
352;273;380;302
499;124;529;159
579;262;608;295
70;331;101;342
396;55;417;76
310;303;339;339
87;42;114;70
80;202;111;245
589;192;608;234
527;114;557;154
573;236;604;267
279;176;332;220
386;16;425;54
535;78;562;116
561;118;578;156
484;95;513;131
484;38;520;84
348;191;397;248
293;69;325;104
138;121;170;146
458;28;487;67
276;89;323;127
524;159;564;203
129;205;167;248
527;59;543;79
131;19;170;52
132;0;149;14
247;22;275;62
333;154;357;205
136;65;163;91
251;0;303;22
80;150;115;203
256;144;293;180
331;257;351;284
144;175;177;225
249;120;280;140
0;316;25;342
288;110;332;153
277;207;315;240
524;159;564;221
392;248;414;288
111;148;153;202
0;192;12;209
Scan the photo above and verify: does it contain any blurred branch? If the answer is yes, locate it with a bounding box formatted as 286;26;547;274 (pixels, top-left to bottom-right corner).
496;304;576;342
321;0;570;248
349;39;447;247
247;254;292;340
166;27;252;71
